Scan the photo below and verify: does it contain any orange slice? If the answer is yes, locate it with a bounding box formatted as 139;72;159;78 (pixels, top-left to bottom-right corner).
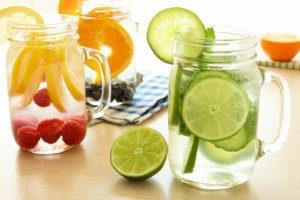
261;33;300;61
58;0;82;16
85;59;102;84
78;9;133;80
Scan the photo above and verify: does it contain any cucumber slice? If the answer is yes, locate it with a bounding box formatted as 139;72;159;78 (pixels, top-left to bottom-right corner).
213;128;248;151
147;7;206;64
183;135;200;173
169;65;183;126
199;138;256;164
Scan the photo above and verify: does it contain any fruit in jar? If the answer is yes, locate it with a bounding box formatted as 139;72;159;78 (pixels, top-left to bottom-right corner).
16;126;41;149
60;46;85;101
33;88;51;107
44;48;68;112
58;0;82;16
61;119;86;145
18;61;45;109
37;118;64;144
78;8;134;80
9;47;44;96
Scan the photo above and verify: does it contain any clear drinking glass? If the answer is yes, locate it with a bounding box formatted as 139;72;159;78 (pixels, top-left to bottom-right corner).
168;26;291;189
6;14;111;154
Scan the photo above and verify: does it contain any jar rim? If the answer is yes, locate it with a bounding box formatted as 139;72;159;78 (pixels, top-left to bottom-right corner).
8;14;78;45
174;26;257;65
175;25;256;45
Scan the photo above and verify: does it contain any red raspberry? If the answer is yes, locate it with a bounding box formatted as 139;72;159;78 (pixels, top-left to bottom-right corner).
61;119;86;145
16;126;40;149
37;118;64;144
33;88;51;107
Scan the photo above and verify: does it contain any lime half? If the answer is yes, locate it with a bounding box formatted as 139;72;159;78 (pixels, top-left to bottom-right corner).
182;77;250;141
147;7;206;64
110;127;168;180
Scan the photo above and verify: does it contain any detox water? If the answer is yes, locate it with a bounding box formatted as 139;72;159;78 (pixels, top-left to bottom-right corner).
168;61;263;189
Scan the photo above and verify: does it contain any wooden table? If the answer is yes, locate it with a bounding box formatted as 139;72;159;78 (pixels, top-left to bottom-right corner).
0;67;299;200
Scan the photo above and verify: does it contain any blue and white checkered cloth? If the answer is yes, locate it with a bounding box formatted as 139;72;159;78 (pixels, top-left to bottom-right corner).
90;75;169;126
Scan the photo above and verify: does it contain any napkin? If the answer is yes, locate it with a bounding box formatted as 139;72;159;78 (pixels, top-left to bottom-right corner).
89;75;169;126
256;60;300;70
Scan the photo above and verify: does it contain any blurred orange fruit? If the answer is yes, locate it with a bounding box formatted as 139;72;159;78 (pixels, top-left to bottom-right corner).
78;8;133;81
261;33;300;61
58;0;82;16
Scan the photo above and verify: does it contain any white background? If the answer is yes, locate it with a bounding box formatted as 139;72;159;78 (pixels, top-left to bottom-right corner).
1;0;299;33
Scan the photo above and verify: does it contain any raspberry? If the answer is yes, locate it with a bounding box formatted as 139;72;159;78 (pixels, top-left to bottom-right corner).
37;118;64;144
33;88;51;107
61;119;86;145
16;126;40;149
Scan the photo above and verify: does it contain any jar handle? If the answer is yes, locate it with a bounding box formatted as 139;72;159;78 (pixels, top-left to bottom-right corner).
82;47;111;121
257;71;291;159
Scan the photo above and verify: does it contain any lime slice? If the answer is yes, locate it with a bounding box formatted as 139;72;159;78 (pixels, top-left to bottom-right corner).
182;77;250;141
183;135;199;173
212;106;258;152
110;127;168;180
213;128;248;151
147;7;206;64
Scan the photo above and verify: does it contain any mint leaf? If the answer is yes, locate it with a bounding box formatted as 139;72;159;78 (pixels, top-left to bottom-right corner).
206;27;215;40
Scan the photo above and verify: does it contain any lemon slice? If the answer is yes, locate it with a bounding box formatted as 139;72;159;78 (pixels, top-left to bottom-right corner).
44;48;68;112
0;6;44;43
9;47;44;96
18;63;44;109
60;46;85;101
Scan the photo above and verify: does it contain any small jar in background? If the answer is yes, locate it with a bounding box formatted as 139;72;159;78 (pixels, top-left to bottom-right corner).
78;0;141;104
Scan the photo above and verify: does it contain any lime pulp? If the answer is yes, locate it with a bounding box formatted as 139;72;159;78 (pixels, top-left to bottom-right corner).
110;127;168;180
182;77;250;141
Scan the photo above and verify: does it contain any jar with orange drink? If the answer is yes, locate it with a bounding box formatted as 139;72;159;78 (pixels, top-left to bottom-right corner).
77;0;139;103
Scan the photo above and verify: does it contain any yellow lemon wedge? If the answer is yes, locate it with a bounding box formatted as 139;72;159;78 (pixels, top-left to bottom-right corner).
9;47;44;96
60;46;85;101
18;63;44;108
44;49;68;112
0;6;44;43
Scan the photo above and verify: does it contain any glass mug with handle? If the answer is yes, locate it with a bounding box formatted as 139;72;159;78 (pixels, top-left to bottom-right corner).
6;14;111;154
168;26;291;189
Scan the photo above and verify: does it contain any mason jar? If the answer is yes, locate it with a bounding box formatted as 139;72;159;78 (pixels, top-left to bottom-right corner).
6;14;111;154
168;26;290;189
78;0;140;104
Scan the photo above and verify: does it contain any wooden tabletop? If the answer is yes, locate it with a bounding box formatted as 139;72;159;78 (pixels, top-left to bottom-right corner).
0;67;299;200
